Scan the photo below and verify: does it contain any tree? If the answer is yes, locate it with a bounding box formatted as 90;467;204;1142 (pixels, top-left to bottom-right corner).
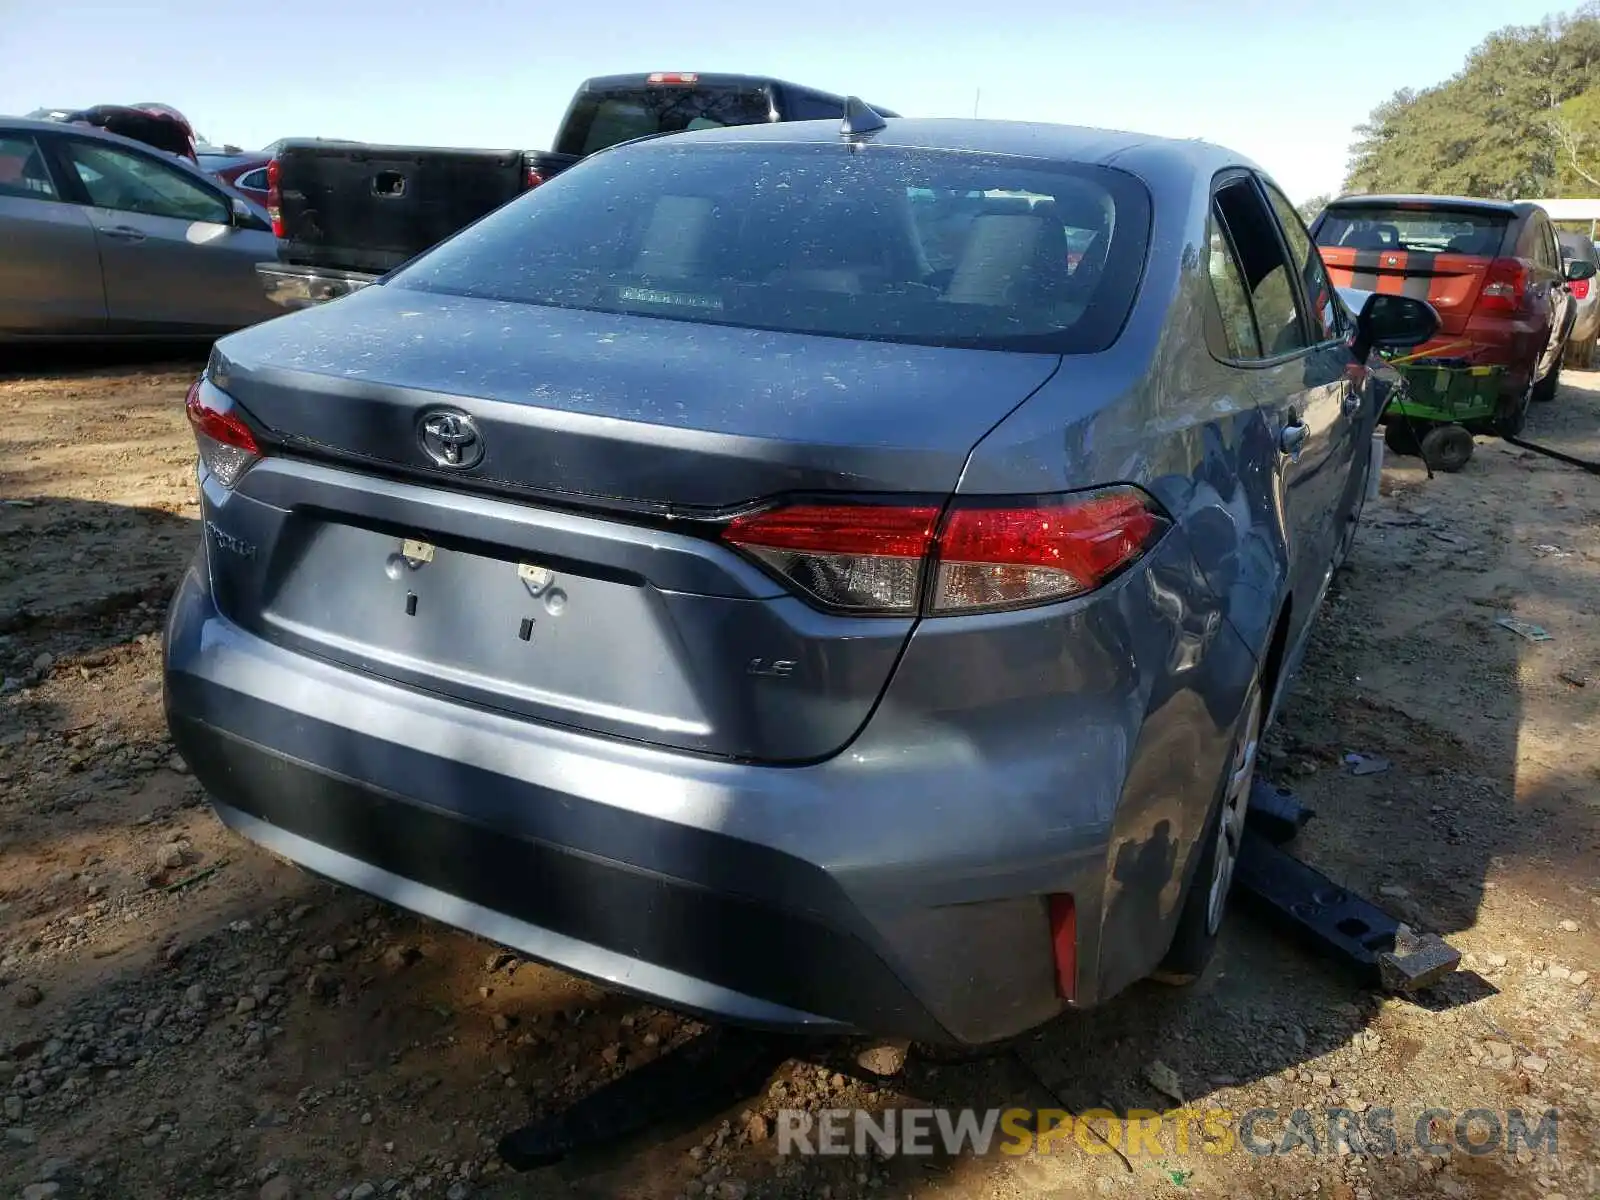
1343;6;1600;198
1296;194;1332;225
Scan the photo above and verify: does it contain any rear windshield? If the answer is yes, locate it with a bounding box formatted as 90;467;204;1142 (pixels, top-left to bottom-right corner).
390;142;1151;354
555;87;774;157
1315;207;1507;256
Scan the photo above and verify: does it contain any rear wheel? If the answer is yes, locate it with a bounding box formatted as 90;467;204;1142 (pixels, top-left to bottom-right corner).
1564;333;1596;371
1418;424;1475;473
1152;682;1262;985
1333;456;1371;570
1532;359;1562;403
1497;385;1532;437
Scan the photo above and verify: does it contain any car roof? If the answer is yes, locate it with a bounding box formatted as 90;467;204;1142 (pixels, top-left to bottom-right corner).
5;113;200;160
1326;193;1533;217
0;115;269;217
615;115;1256;173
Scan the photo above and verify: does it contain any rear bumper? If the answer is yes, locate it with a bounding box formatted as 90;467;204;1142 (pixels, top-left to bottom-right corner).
165;549;1200;1046
1413;316;1550;395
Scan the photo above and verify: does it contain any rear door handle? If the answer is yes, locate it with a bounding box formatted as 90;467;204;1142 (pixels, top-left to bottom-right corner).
103;225;146;242
1341;385;1363;416
1280;422;1308;461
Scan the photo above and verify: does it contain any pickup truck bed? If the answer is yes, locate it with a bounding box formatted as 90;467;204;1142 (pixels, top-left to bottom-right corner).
272;142;569;275
261;73;897;308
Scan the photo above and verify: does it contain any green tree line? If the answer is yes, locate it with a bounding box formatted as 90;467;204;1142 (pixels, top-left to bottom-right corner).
1344;3;1600;199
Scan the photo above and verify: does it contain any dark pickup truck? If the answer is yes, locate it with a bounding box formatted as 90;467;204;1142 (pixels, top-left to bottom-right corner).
258;72;898;308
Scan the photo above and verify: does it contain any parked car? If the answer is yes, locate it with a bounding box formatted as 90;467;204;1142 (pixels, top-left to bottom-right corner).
0;117;284;340
164;113;1435;1047
200;152;271;206
1312;195;1589;428
1558;230;1600;368
258;72;900;308
59;104;198;161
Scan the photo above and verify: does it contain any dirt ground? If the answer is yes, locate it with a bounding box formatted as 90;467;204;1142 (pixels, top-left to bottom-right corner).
2;350;1598;1200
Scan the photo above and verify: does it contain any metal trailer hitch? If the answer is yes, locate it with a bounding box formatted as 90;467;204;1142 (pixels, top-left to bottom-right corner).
495;779;1462;1171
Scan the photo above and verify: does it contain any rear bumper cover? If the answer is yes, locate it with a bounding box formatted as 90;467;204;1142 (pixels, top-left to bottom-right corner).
165;510;1248;1045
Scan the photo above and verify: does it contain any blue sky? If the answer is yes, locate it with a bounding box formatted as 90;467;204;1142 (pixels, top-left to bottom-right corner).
1;0;1577;202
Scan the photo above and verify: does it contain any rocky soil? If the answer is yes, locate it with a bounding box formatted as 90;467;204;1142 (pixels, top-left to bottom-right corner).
1;351;1597;1199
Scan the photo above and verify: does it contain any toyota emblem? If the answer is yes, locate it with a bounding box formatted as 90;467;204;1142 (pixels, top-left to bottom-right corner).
417;409;484;469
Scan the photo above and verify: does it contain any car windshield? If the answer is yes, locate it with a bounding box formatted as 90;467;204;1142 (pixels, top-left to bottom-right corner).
390;142;1151;354
1315;206;1508;256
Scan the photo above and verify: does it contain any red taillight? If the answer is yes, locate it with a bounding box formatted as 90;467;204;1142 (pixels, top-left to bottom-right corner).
723;504;940;613
266;157;283;239
721;486;1168;615
1572;278;1591;301
647;72;699;85
185;378;261;488
933;490;1166;613
525;167;545;190
1048;894;1077;1001
1474;256;1527;314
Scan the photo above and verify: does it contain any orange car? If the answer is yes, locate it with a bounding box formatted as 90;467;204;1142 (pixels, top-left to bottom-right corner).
1312;195;1591;422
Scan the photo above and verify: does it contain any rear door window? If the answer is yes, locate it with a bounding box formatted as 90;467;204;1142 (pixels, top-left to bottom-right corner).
1213;178;1307;358
393;141;1152;354
557;87;773;157
1206;213;1262;360
0;133;59;200
1260;180;1339;342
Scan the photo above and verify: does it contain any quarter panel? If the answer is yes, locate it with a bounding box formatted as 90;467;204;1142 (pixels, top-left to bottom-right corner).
956;151;1291;660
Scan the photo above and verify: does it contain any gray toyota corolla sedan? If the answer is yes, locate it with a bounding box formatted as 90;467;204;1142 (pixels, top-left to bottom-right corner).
164;111;1435;1048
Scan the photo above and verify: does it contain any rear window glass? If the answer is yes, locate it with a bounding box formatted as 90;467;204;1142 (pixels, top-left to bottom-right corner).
556;88;773;157
390;142;1151;354
1315;207;1507;256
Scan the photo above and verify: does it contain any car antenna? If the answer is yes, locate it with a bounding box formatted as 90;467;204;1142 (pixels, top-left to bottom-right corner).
840;96;887;140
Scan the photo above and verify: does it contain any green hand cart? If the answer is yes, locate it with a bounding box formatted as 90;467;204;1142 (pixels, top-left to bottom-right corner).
1380;356;1509;473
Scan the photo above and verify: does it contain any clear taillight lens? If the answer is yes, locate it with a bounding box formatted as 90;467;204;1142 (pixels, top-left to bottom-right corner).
185;377;261;488
720;486;1169;616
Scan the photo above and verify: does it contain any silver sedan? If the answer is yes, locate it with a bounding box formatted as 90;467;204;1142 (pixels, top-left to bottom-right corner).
0;117;282;341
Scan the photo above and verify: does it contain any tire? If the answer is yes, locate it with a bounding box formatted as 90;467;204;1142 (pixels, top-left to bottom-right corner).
1564;333;1596;371
1152;681;1263;985
1531;359;1561;403
1418;424;1474;473
1333;457;1370;571
1497;385;1531;437
1383;420;1420;457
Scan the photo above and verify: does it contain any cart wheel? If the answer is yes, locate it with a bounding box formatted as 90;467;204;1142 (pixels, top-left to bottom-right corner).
1383;420;1420;457
1419;424;1474;473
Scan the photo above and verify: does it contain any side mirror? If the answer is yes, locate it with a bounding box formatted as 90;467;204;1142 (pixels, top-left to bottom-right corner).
1565;258;1596;282
1351;292;1439;360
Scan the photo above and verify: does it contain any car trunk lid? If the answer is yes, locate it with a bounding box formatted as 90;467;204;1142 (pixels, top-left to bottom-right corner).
1315;204;1511;338
203;286;1061;761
